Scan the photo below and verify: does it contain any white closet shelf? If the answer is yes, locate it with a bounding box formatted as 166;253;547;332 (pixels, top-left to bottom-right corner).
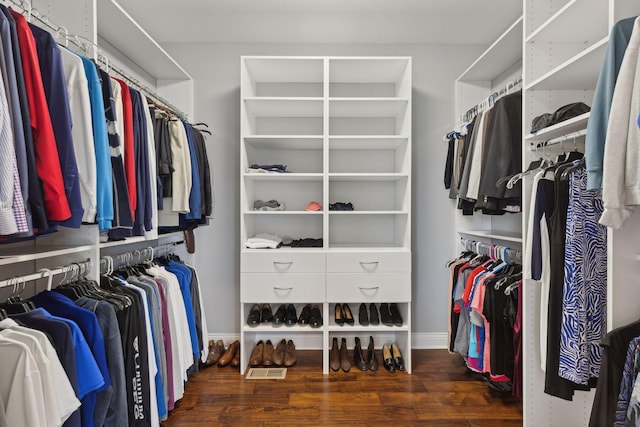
525;112;590;143
329;99;409;117
458;16;523;81
327;324;410;332
526;37;608;90
328;136;408;150
96;0;191;80
242;247;325;253
243;57;324;83
328;211;409;215
244;98;324;117
458;230;523;243
525;0;606;43
243;173;323;182
244;136;323;150
0;244;95;266
99;236;147;248
243;211;324;215
328;173;408;182
329;57;410;83
327;244;407;251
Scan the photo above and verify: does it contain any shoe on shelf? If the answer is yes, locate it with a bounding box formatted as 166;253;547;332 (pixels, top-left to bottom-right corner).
358;303;369;326
263;340;274;366
273;339;286;366
249;340;264;367
382;343;396;373
340;337;351;372
335;304;345;326
367;336;378;371
353;337;368;371
310;304;323;328
330;337;340;372
261;303;273;323
343;303;355;325
285;304;298;326
284;340;297;367
247;304;261;325
391;343;406;371
298;304;311;325
273;304;287;324
380;303;393;326
369;303;380;326
205;339;225;366
389;303;403;326
218;340;239;367
230;342;241;368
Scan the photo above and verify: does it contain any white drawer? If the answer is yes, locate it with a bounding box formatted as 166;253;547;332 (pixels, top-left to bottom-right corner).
241;273;326;302
241;251;325;273
326;273;411;302
326;251;410;273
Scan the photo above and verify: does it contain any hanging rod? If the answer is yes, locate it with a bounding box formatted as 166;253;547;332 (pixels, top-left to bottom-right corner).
460;237;522;264
457;76;522;127
3;0;189;120
0;259;91;290
531;129;587;150
99;240;185;273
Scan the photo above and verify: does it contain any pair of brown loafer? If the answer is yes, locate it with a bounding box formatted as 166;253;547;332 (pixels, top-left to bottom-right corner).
250;339;296;367
206;339;240;368
249;340;275;366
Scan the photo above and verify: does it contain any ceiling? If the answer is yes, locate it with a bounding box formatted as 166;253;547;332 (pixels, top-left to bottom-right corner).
118;0;522;46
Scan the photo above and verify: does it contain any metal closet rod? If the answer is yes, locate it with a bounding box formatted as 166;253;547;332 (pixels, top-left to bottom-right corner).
458;76;523;126
532;129;587;150
460;237;522;264
4;0;189;120
0;259;92;290
99;240;185;272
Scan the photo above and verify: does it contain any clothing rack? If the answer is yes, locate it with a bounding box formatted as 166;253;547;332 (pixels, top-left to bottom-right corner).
0;259;91;291
100;240;185;273
530;129;587;150
460;237;522;265
4;0;190;120
456;76;523;129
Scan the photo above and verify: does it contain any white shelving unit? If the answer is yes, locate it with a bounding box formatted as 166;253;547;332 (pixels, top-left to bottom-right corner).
240;56;412;375
522;1;640;425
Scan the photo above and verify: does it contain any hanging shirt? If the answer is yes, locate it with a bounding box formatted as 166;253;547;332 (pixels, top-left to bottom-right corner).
193;129;212;218
9;9;70;221
130;89;152;235
168;118;192;213
140;95;158;231
29;24;83;228
112;78;136;219
184;123;201;220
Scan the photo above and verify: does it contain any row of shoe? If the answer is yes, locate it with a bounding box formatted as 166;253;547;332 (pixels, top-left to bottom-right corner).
249;339;297;367
334;303;403;327
247;303;323;327
329;336;406;373
204;339;240;368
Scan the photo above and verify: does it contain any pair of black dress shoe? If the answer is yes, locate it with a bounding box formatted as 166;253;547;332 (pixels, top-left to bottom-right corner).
379;303;403;327
246;303;274;325
298;304;323;328
381;342;405;372
272;304;298;325
358;303;379;326
270;303;323;327
353;336;378;371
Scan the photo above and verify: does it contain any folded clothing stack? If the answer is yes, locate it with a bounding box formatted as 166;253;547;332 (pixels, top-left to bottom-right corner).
246;233;282;249
290;238;323;248
247;164;288;173
329;202;354;211
254;199;285;211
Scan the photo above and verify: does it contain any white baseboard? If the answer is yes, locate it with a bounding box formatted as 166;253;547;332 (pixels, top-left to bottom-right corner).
209;332;448;349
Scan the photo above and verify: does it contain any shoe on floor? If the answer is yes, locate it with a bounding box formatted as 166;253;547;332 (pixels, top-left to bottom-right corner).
218;340;239;367
263;340;274;366
273;339;286;366
330;337;340;372
249;340;264;367
284;340;297;367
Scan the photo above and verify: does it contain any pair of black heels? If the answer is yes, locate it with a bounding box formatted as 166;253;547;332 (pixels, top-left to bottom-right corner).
382;342;406;372
334;303;354;325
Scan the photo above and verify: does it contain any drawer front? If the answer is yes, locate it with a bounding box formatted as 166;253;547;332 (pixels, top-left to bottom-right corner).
241;273;325;302
326;273;411;302
326;251;411;273
241;252;325;273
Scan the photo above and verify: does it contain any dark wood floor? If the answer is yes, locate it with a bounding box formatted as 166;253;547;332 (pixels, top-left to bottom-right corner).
163;349;523;426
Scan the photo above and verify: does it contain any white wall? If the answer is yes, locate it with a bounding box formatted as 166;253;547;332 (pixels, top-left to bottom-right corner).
163;42;485;342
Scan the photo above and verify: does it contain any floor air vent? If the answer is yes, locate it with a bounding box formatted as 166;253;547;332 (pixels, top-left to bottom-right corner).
245;367;287;380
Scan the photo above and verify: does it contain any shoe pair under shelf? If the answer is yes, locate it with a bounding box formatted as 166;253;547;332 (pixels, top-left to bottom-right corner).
246;303;274;325
248;303;322;327
329;337;352;372
382;342;405;372
379;303;403;327
250;339;296;367
353;336;379;371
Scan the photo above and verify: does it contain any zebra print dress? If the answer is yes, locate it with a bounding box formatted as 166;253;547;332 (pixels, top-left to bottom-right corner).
558;166;608;385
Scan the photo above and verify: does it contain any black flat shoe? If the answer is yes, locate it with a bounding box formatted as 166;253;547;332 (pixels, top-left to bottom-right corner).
285;304;298;326
367;336;378;371
382;344;395;372
335;304;345;326
247;304;261;325
389;303;403;326
343;303;355;325
298;304;311;325
261;303;273;322
369;303;379;325
380;303;393;326
358;303;369;326
353;337;368;371
310;304;323;328
391;343;405;371
273;304;287;324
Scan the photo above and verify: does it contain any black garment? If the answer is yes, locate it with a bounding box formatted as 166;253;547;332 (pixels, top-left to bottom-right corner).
444;136;455;190
193;129;212;218
544;165;593;400
291;238;323;247
11;309;81;427
101;276;151;427
0;5;47;230
530;178;555;280
476;91;522;211
186;265;204;355
448;259;468;352
589;320;640;427
154;114;172;200
130;89;152;236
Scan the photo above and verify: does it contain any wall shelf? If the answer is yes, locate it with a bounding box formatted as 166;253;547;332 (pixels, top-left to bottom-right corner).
458;230;523;243
525;0;606;44
0;245;95;266
525;112;590;143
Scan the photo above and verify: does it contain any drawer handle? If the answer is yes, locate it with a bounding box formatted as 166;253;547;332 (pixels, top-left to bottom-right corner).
273;261;293;266
273;286;294;291
358;286;380;291
359;261;379;266
359;261;379;271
